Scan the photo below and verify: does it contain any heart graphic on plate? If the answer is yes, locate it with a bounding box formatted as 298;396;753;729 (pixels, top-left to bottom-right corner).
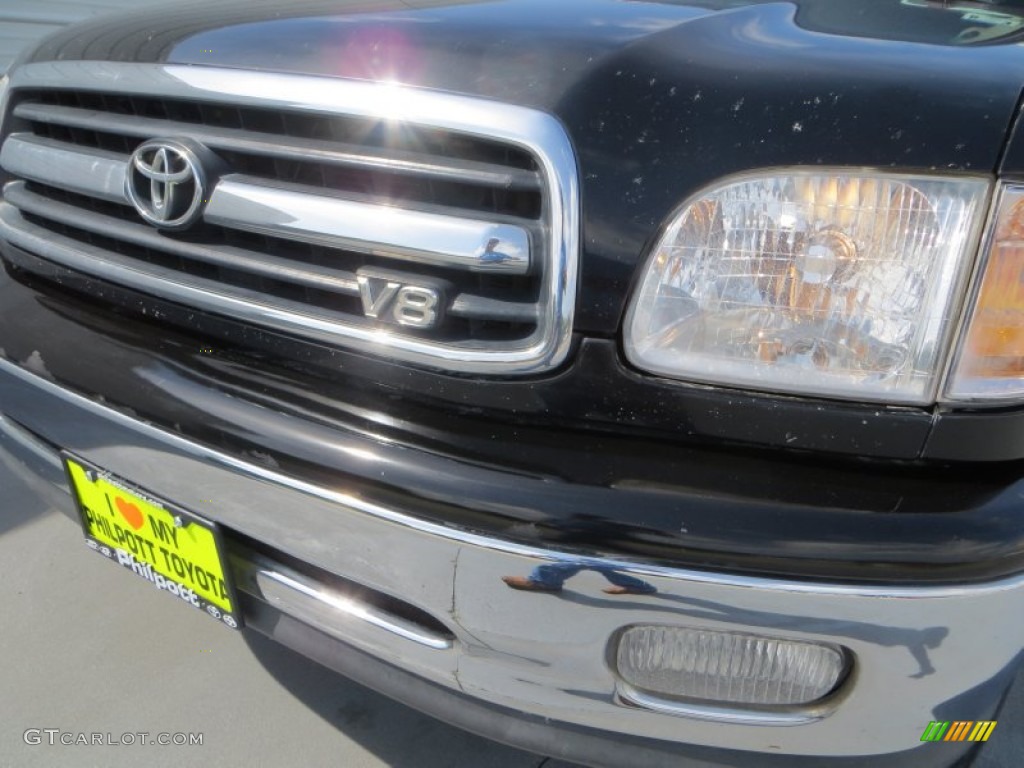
115;497;145;531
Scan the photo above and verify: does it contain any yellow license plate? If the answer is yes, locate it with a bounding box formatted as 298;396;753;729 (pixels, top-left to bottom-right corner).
65;456;241;630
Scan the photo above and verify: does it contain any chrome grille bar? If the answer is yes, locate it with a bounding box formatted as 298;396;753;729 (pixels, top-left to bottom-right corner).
448;295;537;323
3;181;360;296
0;139;534;275
12;101;543;191
206;176;532;274
0;202;403;344
1;188;537;324
0;202;543;367
0;133;127;203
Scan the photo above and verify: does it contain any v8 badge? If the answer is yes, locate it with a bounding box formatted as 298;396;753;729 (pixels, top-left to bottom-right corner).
356;268;447;329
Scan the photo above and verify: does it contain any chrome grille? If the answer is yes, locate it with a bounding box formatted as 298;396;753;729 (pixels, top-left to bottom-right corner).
0;63;579;374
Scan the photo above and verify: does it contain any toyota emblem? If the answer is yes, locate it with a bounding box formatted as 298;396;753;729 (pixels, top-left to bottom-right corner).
126;139;208;230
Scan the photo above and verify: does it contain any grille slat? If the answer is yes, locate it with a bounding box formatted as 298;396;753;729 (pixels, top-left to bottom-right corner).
0;204;377;338
0;62;579;374
1;133;128;203
3;182;539;325
13;101;543;192
4;181;359;295
206;175;534;275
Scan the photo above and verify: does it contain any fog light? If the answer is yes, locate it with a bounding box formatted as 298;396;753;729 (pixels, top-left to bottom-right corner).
616;626;846;707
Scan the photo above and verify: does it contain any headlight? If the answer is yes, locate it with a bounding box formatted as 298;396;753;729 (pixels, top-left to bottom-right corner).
625;171;989;404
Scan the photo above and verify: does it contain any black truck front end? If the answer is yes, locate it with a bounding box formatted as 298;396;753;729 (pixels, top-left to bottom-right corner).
3;2;1024;766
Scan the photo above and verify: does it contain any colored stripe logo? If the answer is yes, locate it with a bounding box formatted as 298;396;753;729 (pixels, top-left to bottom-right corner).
921;721;997;742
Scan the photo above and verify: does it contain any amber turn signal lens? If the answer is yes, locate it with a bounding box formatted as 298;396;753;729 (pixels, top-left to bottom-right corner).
947;186;1024;400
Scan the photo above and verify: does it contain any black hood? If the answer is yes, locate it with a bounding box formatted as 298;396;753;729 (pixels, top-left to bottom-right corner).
20;0;1024;332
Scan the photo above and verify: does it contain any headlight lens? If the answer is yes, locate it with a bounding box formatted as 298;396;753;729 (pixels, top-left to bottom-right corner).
625;171;988;404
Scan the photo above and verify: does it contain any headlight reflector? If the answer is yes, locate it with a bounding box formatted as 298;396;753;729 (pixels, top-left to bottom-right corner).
625;172;988;403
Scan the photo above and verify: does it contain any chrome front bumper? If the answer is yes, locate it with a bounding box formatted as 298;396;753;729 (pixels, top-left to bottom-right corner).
1;355;1021;765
